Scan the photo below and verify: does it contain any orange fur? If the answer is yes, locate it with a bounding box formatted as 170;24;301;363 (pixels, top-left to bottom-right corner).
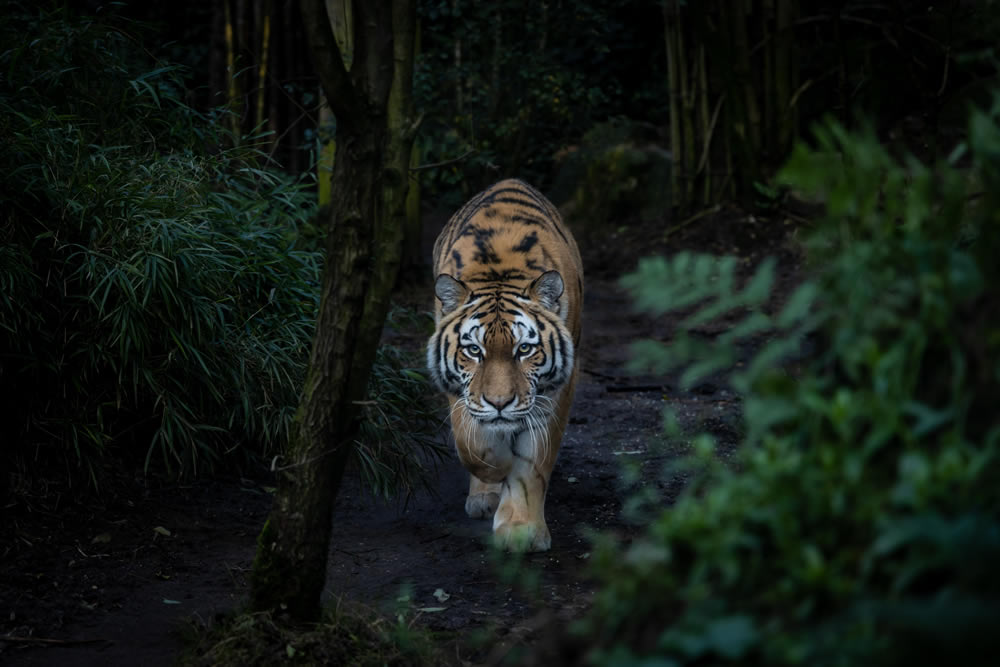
427;179;583;552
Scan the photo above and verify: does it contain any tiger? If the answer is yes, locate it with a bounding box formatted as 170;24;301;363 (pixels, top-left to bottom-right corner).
426;179;583;552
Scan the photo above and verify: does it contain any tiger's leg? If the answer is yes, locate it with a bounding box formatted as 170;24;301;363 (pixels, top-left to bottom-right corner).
493;371;577;552
466;475;502;519
447;397;511;518
491;440;554;552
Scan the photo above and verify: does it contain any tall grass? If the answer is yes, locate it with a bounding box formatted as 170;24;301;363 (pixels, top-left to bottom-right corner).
0;4;443;490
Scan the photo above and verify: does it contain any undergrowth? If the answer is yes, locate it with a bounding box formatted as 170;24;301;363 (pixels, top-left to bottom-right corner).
571;104;1000;665
0;3;443;494
177;602;443;667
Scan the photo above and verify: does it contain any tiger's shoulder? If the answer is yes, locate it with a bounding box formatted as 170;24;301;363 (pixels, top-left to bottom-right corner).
432;179;583;342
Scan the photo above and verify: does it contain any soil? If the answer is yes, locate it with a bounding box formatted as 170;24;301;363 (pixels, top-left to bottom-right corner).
0;206;802;666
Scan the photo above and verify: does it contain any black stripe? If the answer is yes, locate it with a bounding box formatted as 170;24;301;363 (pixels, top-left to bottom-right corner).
465;268;529;283
509;213;551;227
440;337;450;373
512;231;539;253
540;332;559;381
490;196;550;219
507;181;564;223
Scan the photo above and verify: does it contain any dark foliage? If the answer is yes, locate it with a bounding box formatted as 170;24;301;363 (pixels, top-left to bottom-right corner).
0;4;443;492
573;107;1000;664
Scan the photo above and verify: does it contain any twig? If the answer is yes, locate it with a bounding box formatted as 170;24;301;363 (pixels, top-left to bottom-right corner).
936;47;951;97
605;385;668;394
696;94;726;175
582;369;620;382
663;204;723;239
410;149;477;172
334;547;380;557
418;532;452;544
1;636;110;646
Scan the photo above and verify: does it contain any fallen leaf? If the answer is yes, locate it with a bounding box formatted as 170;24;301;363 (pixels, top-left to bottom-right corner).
417;607;446;613
433;588;450;603
163;599;181;605
91;532;111;544
153;526;172;537
567;476;578;483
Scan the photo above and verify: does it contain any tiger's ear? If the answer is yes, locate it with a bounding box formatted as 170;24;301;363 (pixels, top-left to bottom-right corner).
528;270;564;313
435;274;469;315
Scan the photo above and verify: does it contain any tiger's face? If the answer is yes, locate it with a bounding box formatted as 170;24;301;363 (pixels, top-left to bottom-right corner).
427;270;575;434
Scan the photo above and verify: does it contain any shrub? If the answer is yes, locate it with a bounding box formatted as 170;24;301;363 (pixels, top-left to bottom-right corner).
572;106;1000;665
0;5;318;481
177;604;440;667
550;118;672;229
0;5;443;491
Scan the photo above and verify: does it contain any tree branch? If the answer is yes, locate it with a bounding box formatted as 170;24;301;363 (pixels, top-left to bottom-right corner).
299;0;359;127
410;148;477;172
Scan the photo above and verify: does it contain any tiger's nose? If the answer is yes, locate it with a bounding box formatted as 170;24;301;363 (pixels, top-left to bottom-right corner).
482;395;515;412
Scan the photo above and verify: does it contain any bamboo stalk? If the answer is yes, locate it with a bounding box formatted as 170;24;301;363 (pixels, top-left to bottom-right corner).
328;0;353;69
774;0;794;155
224;0;241;142
317;100;335;207
663;0;682;210
490;7;501;117
452;0;462;114
698;43;711;205
733;4;760;155
256;0;272;135
678;6;695;208
762;0;774;155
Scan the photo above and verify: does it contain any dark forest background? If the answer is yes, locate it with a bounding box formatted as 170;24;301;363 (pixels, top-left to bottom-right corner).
3;1;1000;663
6;0;996;490
65;0;1000;204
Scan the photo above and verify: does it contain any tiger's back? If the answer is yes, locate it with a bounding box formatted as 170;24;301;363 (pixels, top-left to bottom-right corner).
432;179;583;342
427;179;583;552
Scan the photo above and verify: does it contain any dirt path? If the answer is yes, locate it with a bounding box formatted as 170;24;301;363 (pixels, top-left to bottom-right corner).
1;209;798;665
324;275;688;656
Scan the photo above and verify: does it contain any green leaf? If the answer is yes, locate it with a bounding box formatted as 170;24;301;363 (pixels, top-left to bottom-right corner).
742;257;776;306
777;282;818;328
704;615;758;659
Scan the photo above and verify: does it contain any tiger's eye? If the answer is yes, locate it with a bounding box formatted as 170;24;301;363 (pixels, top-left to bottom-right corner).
518;343;534;354
465;344;481;357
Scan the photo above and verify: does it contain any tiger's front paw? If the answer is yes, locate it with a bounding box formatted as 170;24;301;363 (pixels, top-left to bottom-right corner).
465;491;500;519
493;520;551;552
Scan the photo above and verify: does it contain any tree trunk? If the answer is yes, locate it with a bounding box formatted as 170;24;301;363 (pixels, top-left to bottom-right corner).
249;0;418;622
399;20;424;282
722;0;760;202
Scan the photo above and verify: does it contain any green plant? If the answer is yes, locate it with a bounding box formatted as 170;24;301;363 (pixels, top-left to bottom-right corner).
0;5;443;494
572;107;1000;665
177;603;440;667
353;344;450;501
550;118;672;230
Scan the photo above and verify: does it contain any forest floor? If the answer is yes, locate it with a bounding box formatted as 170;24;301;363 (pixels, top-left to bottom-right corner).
0;206;802;666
